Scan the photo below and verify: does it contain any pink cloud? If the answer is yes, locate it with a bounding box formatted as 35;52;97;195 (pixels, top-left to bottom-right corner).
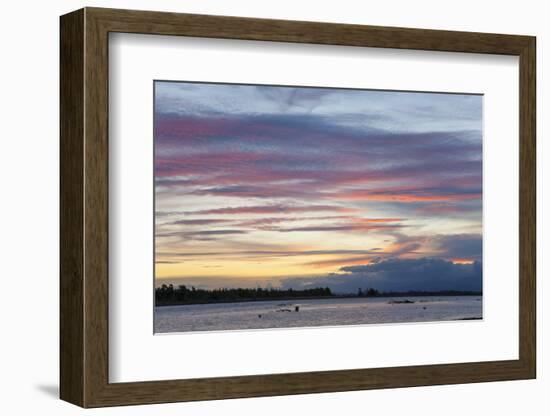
188;204;359;215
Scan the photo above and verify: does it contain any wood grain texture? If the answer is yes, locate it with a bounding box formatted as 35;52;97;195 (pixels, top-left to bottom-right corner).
59;8;84;407
83;10;110;406
518;38;536;375
59;7;537;408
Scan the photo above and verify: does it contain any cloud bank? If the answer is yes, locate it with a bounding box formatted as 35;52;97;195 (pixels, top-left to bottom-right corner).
282;257;482;293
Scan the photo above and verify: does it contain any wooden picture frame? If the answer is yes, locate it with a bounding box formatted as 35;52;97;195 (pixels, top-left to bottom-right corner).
60;7;536;408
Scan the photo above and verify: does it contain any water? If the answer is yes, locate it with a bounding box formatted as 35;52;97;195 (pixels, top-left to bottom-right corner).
154;296;482;333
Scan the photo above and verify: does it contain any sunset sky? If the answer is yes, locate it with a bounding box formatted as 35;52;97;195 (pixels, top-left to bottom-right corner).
154;81;483;293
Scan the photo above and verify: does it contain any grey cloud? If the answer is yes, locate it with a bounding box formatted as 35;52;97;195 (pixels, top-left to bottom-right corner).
281;257;482;293
433;234;482;260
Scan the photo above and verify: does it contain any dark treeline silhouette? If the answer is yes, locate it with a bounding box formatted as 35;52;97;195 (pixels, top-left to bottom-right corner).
356;288;380;297
155;284;333;306
155;284;482;306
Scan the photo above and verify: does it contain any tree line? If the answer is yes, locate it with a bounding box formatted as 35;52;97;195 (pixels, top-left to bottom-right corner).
155;284;333;306
155;284;482;306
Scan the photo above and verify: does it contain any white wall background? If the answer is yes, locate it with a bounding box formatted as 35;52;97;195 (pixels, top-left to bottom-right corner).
0;0;546;414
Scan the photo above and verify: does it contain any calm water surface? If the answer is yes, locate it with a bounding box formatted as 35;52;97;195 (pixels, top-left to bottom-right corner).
155;295;482;333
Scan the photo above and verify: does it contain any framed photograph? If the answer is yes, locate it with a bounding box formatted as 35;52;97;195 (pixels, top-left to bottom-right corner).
60;7;536;407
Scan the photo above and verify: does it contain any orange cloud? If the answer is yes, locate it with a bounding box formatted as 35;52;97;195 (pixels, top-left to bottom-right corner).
451;258;475;265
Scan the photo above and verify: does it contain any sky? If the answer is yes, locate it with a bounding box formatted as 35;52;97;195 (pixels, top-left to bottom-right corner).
154;81;483;293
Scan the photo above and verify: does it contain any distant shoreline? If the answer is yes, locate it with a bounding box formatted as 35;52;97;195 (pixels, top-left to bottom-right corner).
155;291;482;307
